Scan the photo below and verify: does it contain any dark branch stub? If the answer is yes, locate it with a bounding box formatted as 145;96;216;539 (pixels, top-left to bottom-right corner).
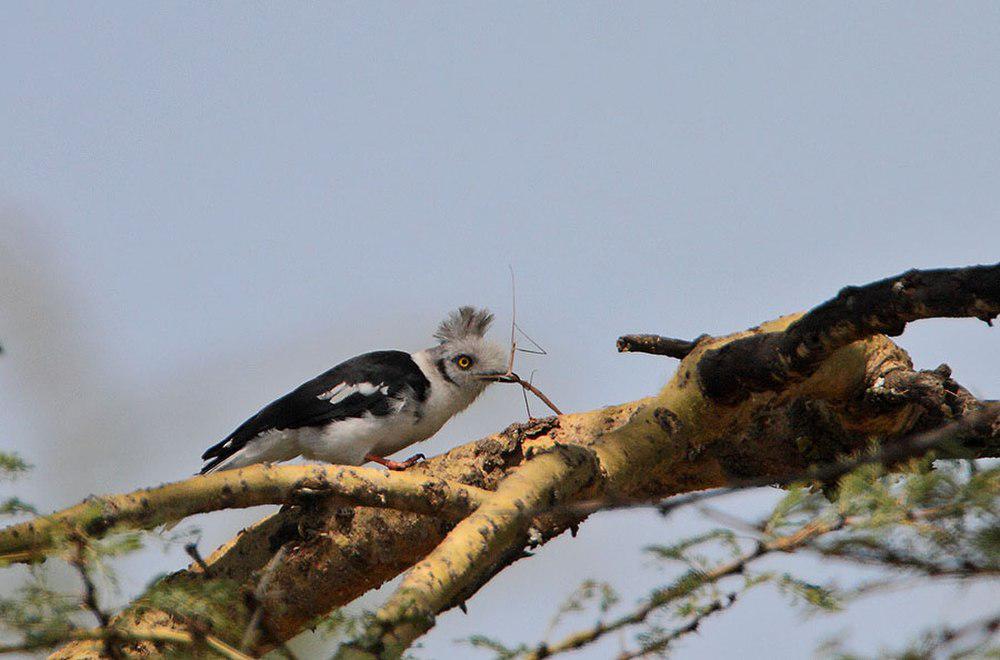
616;334;710;360
697;262;1000;404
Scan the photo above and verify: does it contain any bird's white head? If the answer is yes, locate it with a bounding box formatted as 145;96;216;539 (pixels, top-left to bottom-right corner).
427;306;509;394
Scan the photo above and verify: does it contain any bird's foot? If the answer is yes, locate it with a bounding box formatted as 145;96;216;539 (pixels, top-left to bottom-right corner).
365;453;426;471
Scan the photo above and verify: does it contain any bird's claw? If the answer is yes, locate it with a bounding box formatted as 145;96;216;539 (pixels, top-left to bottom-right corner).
365;452;426;471
392;453;426;470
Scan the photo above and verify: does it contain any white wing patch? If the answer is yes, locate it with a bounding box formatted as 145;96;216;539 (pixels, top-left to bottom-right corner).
318;382;390;406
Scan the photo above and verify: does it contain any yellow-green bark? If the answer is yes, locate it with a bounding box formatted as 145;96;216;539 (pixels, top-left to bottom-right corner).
0;465;488;563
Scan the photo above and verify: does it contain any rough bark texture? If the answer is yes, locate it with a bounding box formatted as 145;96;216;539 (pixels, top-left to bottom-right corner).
41;262;1000;659
698;262;999;402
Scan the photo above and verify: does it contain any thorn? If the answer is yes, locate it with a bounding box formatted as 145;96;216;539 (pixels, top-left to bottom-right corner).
569;523;579;537
459;602;468;614
514;322;548;355
520;369;537;420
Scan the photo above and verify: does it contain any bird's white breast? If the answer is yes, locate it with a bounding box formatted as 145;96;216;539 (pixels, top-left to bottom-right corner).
296;410;420;465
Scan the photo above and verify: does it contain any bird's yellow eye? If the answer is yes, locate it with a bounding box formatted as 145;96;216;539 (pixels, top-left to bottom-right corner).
455;355;473;370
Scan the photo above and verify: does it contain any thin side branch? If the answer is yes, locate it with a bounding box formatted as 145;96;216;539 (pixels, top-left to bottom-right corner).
69;538;121;660
910;612;1000;657
240;546;289;652
616;334;709;359
524;517;847;659
616;592;739;660
0;625;252;659
533;484;1000;660
0;464;489;562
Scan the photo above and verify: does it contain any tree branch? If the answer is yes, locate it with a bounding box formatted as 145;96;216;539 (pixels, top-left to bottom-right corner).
698;262;1000;403
616;592;739;660
337;445;600;658
525;516;848;659
46;263;997;659
566;402;1000;520
616;334;709;359
0;465;489;562
68;537;122;660
0;625;252;659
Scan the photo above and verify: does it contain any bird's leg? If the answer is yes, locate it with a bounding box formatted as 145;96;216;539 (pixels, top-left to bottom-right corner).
364;453;426;471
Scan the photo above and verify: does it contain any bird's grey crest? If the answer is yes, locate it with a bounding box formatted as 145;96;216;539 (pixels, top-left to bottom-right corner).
434;306;495;343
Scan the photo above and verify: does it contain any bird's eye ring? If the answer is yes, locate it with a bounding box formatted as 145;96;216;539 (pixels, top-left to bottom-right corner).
455;355;473;370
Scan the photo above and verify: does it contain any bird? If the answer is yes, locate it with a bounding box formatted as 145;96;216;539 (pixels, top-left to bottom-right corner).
198;307;509;474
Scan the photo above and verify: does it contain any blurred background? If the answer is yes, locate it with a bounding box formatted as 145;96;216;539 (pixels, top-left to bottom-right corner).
1;3;997;657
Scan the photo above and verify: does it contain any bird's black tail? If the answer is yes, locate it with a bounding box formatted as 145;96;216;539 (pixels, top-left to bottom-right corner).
199;424;254;474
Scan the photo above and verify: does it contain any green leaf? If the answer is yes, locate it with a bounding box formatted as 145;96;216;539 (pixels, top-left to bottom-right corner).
778;574;841;612
646;529;736;562
0;452;30;478
0;497;37;516
972;524;1000;561
462;635;528;659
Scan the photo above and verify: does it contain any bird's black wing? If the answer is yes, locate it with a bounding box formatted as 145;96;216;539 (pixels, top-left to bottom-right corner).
200;350;430;473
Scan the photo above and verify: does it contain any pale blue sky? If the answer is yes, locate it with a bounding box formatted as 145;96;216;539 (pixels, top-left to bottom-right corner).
2;3;998;658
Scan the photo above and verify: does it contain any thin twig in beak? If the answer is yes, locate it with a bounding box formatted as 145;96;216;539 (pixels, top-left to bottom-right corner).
486;372;563;416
